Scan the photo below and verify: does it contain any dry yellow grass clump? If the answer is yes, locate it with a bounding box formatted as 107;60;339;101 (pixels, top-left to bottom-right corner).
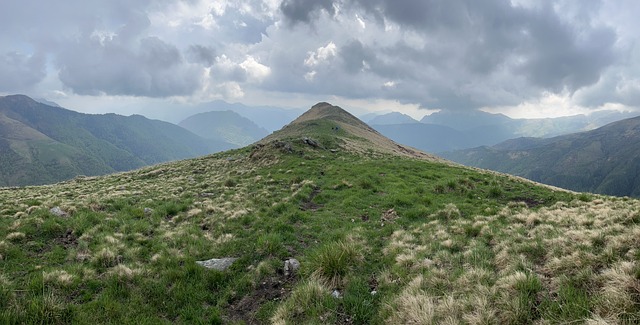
381;198;640;324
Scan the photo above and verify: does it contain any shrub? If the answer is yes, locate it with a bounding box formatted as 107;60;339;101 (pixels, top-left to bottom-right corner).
224;178;237;187
308;241;362;288
489;186;502;198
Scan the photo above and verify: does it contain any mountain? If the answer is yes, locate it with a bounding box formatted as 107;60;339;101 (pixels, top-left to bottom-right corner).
373;122;520;153
421;110;513;131
0;95;234;186
370;109;638;153
2;101;637;324
153;100;303;132
442;114;640;197
191;100;303;132
367;112;418;125
259;102;437;160
178;110;269;146
34;98;62;108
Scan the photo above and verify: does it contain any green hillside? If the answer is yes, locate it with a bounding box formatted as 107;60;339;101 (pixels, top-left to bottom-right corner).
442;115;640;197
0;95;235;186
1;103;639;324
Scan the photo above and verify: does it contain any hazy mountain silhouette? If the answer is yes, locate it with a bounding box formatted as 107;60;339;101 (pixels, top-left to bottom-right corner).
442;115;640;197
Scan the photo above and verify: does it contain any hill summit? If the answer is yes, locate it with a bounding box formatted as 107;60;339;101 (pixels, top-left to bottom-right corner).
260;102;438;160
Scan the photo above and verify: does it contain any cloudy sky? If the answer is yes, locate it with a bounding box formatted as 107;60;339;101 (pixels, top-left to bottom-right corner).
1;0;639;120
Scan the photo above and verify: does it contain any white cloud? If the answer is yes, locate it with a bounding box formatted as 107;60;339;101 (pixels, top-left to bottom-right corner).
240;56;271;82
304;42;337;67
304;70;317;82
356;14;366;29
481;92;602;119
218;81;245;99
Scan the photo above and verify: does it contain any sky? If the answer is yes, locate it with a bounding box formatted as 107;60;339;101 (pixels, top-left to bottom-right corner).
1;0;640;121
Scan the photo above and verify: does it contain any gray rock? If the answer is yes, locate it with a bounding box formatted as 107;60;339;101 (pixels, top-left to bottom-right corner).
303;137;320;148
332;290;342;298
284;258;300;276
143;208;153;215
49;207;68;217
274;141;293;153
196;257;238;271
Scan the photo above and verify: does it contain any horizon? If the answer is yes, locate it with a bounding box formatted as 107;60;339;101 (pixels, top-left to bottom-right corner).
5;94;640;125
2;1;640;121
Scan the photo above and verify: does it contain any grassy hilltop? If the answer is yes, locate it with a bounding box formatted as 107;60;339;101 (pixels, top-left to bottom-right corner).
1;103;639;324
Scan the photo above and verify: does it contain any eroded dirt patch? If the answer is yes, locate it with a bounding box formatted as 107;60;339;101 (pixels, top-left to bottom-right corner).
227;275;297;324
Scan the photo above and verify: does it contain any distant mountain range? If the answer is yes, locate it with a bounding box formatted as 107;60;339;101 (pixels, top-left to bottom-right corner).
0;95;235;186
370;109;639;153
178;110;269;146
365;112;418;125
150;100;303;133
441;115;640;197
5;93;640;190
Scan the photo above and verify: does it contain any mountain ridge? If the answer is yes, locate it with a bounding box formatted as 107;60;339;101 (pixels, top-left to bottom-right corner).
260;102;439;160
0;95;234;186
442;114;640;196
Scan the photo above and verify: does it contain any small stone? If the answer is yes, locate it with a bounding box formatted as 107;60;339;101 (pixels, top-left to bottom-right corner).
371;290;377;295
50;207;68;217
144;208;153;215
332;290;341;298
196;257;238;271
284;258;300;276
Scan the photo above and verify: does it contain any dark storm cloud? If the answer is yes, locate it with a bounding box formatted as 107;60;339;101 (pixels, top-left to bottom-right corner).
277;0;618;109
0;0;207;97
57;33;201;97
280;0;335;24
0;51;46;91
515;20;616;92
186;45;216;66
213;12;272;44
340;40;375;74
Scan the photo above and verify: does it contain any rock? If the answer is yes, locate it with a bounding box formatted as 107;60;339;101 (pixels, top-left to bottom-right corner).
196;257;238;271
274;141;293;153
303;137;320;148
50;207;68;217
332;290;342;298
143;208;153;215
284;258;300;276
381;208;399;223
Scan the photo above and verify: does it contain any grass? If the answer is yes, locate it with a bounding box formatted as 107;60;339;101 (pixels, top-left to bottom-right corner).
1;121;640;324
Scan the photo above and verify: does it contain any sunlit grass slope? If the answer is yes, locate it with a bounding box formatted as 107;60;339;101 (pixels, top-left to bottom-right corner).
1;103;639;324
